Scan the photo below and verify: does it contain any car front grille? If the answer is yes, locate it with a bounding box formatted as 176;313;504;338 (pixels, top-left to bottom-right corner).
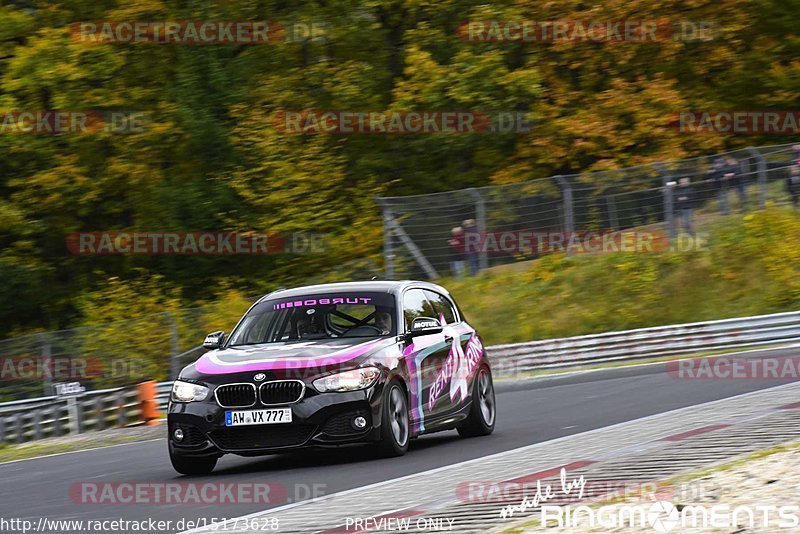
259;381;305;405
209;424;315;451
215;384;257;408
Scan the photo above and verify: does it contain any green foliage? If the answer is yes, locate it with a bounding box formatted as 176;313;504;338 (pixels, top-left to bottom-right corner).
448;208;800;346
0;0;799;338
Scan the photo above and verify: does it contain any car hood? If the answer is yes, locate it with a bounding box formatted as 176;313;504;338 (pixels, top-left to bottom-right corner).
194;337;396;375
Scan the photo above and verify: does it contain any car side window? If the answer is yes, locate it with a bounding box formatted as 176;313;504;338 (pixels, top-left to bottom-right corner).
424;290;458;325
402;289;436;331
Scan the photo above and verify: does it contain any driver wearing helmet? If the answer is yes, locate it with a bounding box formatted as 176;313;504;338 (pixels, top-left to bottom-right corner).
297;309;325;339
374;307;393;335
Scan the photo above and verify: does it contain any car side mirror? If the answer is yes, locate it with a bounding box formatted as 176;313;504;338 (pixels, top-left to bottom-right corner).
203;331;226;349
409;317;443;338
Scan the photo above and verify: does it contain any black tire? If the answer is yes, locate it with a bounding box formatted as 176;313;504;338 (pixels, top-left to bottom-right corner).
458;367;496;438
377;380;410;457
169;444;218;475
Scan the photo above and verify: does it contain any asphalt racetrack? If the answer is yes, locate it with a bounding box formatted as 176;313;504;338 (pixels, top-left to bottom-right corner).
1;347;797;532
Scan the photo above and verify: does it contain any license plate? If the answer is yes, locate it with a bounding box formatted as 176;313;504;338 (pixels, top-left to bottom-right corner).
225;408;292;426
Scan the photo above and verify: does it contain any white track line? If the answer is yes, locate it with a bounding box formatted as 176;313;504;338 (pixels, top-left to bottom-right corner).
180;379;800;533
0;437;165;467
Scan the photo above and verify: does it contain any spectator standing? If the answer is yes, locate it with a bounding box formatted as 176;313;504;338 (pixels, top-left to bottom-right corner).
448;227;466;278
708;156;730;215
462;219;480;276
675;177;695;236
727;156;747;212
714;156;744;215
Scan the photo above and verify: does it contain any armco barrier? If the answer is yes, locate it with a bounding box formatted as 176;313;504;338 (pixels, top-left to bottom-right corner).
1;311;799;444
0;385;144;444
488;310;800;376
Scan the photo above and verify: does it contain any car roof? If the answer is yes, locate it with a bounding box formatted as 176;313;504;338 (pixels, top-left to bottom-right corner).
256;280;453;302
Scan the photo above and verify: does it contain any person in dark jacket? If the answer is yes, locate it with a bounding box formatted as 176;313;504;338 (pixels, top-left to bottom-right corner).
462;219;480;276
674;177;695;236
728;156;748;212
448;226;466;278
712;156;746;214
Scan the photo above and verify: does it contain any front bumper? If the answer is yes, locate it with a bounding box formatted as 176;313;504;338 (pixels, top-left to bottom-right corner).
167;387;383;457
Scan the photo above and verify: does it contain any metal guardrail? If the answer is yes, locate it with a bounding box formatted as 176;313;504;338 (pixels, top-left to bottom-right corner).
156;380;173;412
0;379;173;445
487;310;800;375
0;386;143;444
1;311;799;444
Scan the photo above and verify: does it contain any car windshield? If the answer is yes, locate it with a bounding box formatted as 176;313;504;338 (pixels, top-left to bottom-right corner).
227;291;397;346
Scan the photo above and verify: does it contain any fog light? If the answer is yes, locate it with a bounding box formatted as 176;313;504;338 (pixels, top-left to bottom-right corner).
173;428;185;442
353;416;367;429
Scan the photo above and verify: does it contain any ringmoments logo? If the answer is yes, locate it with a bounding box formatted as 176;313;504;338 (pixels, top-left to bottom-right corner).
539;502;800;531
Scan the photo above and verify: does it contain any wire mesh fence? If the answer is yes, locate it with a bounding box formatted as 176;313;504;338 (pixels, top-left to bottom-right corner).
377;143;800;279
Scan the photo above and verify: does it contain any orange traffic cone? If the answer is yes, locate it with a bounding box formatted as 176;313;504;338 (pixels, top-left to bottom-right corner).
138;380;160;426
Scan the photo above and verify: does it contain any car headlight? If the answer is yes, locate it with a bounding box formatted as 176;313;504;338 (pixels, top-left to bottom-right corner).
313;367;381;393
171;380;210;402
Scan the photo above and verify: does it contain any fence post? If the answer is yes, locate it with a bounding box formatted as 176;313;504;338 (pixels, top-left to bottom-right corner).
39;332;52;397
52;404;63;436
606;194;619;230
655;163;676;240
32;409;42;440
0;416;5;444
117;389;127;427
94;396;105;431
747;146;767;209
383;216;440;279
379;201;395;279
67;396;81;435
468;188;489;271
165;312;180;381
14;413;24;443
554;176;574;253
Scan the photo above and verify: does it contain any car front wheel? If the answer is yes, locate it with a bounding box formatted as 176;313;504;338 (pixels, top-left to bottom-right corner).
169;443;218;475
377;380;410;457
458;367;496;437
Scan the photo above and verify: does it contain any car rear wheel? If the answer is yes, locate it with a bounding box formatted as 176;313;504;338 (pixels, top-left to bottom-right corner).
458;367;496;438
169;443;218;475
377;380;410;457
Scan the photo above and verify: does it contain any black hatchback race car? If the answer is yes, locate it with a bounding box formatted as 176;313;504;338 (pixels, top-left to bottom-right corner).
167;280;496;474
